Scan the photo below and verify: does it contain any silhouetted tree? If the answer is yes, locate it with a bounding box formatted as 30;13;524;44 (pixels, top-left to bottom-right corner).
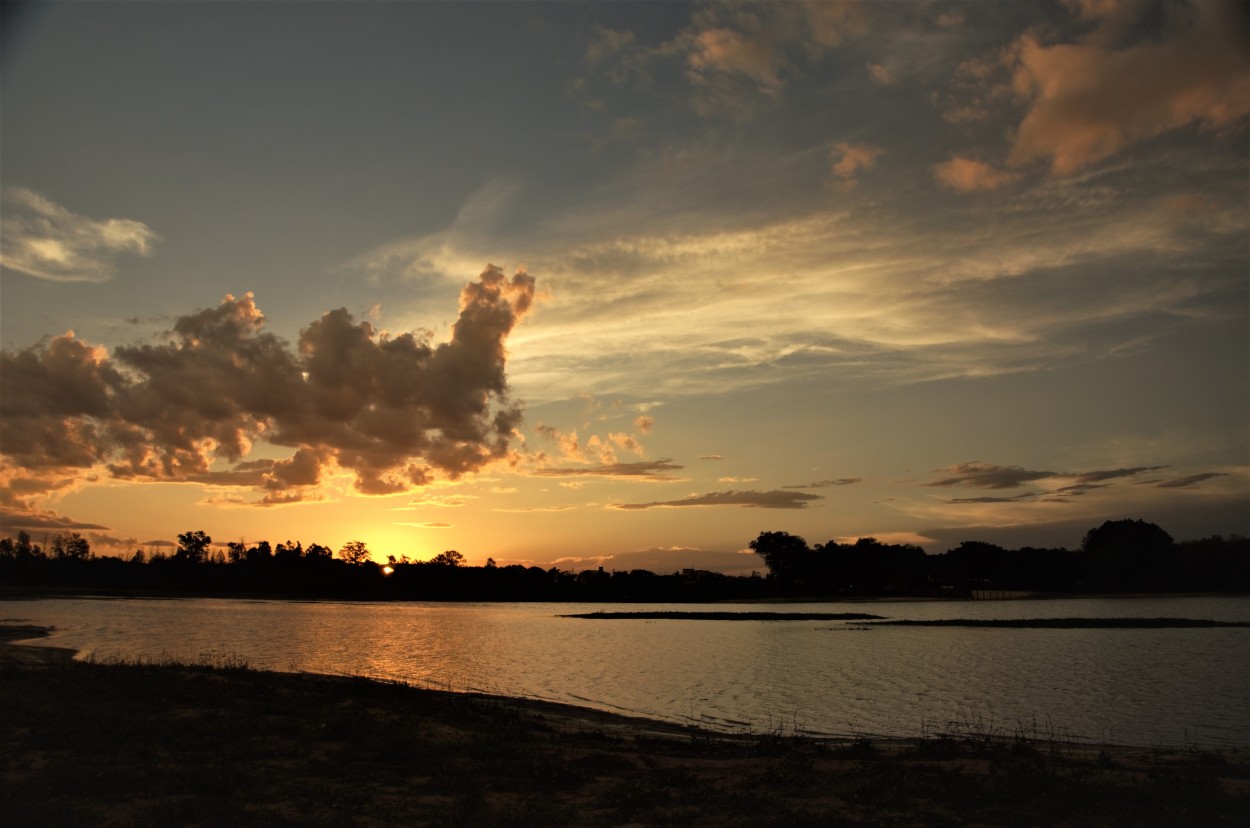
430;549;464;567
15;531;36;559
274;540;303;564
53;532;91;560
1081;519;1175;591
306;543;332;560
245;540;273;564
338;540;370;565
749;531;811;585
175;530;212;564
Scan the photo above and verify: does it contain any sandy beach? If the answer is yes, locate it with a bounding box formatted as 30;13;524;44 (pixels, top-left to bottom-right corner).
2;624;1247;826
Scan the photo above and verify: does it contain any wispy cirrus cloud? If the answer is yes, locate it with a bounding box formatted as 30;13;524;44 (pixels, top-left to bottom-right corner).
610;489;823;510
0;187;159;282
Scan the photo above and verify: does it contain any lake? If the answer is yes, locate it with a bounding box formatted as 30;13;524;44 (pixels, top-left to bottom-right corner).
5;595;1248;748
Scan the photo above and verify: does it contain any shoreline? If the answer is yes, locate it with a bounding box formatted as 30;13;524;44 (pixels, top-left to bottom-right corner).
3;624;1248;825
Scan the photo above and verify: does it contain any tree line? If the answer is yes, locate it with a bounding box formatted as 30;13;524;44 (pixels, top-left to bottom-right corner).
0;519;1246;601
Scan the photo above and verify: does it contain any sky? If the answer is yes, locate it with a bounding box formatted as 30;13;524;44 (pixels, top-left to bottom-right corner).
1;0;1247;573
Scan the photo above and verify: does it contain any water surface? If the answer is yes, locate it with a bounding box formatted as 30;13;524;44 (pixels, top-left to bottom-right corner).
7;595;1248;747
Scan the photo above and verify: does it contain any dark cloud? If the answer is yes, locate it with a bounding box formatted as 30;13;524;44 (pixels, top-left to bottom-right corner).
535;460;684;480
931;462;1184;500
0;508;110;533
1156;472;1228;489
947;492;1037;504
610;489;823;510
0;266;535;507
925;462;1058;489
783;478;862;489
1070;466;1168;484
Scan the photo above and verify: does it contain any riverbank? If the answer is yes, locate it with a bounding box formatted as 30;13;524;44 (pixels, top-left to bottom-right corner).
2;626;1247;826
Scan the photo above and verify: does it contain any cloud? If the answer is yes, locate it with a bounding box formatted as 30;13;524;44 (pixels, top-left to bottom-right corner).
688;28;783;95
395;494;477;509
534;460;683;481
585;1;868;120
784;478;863;489
866;62;893;85
610;489;823;510
585;26;637;65
0;187;159;282
0;507;110;534
926;462;1174;493
534;420;649;466
348;179;522;283
1156;472;1228;488
933;156;1019;192
1069;465;1169;484
1006;0;1250;175
493;505;578;513
0;266;535;508
946;492;1038;504
829;142;884;189
926;462;1058;489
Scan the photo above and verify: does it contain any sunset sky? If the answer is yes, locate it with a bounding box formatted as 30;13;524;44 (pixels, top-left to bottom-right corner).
2;0;1247;573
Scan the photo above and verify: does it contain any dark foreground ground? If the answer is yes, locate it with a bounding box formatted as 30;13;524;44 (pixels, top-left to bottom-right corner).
2;626;1248;827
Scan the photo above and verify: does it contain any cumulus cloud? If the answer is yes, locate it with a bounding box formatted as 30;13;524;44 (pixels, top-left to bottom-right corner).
0;187;159;282
933;156;1019;192
610;489;823;510
0;266;535;510
1007;0;1250;174
534;417;650;468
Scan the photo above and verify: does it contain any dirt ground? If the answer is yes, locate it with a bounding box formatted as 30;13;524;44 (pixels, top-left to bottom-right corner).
2;624;1247;826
